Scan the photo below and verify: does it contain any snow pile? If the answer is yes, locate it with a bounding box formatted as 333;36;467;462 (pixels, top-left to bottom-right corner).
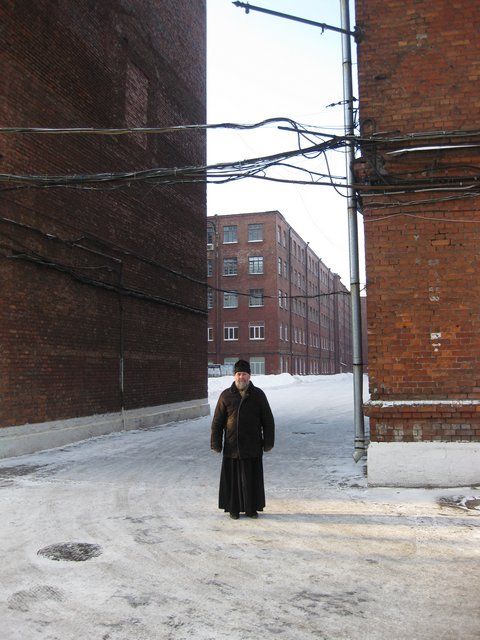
208;372;354;394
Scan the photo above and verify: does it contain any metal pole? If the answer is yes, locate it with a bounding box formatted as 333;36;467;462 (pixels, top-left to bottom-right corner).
232;1;361;41
340;0;365;462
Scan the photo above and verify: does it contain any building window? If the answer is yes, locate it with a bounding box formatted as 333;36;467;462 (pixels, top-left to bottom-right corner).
248;256;264;274
249;288;264;307
278;289;283;308
250;357;265;375
224;357;238;368
277;225;282;244
249;323;265;340
283;261;288;278
223;291;238;308
248;223;263;242
224;325;239;341
278;257;282;276
223;257;238;276
208;327;213;341
284;324;288;341
207;226;214;248
283;230;287;248
279;322;283;340
207;289;213;309
207;259;213;277
223;225;238;244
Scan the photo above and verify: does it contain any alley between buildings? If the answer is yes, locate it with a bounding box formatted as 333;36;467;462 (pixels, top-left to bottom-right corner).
1;374;479;640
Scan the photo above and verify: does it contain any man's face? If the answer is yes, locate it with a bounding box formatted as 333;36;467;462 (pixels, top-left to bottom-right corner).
234;371;250;390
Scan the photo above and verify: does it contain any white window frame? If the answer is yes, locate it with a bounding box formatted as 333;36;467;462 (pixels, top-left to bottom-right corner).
223;291;238;308
223;257;238;276
248;223;263;242
208;327;213;341
248;256;264;275
224;325;239;341
249;288;264;307
249;323;265;340
207;227;214;248
250;357;265;375
223;225;238;244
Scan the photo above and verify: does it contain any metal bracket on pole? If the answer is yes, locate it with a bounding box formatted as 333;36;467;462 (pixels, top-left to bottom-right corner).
232;2;363;42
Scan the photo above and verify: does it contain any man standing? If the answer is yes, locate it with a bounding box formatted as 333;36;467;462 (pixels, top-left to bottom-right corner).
211;359;275;519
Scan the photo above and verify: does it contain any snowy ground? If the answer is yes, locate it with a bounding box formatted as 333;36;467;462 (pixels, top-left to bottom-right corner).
0;374;479;640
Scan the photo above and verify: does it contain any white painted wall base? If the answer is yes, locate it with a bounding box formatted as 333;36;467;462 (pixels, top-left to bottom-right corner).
368;441;480;487
0;398;210;459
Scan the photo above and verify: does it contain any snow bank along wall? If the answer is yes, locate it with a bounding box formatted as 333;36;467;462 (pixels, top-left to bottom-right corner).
0;1;209;458
355;0;480;486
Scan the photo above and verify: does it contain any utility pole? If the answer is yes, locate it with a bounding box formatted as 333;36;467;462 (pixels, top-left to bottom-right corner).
340;0;365;461
233;0;366;460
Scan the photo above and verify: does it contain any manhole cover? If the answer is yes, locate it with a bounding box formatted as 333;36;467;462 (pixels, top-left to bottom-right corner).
37;542;102;562
437;496;480;513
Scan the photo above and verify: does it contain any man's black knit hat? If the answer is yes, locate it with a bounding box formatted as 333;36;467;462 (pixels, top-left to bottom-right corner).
234;359;251;375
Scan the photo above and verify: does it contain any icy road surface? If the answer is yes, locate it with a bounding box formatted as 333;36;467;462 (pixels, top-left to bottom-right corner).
1;374;479;639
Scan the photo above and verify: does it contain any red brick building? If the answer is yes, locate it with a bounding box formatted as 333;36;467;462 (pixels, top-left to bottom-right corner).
0;1;208;457
207;211;352;375
355;0;480;485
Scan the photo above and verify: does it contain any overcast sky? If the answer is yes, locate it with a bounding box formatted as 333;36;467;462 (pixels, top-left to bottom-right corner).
206;0;364;287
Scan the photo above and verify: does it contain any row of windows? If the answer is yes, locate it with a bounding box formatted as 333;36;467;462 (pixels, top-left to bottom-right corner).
276;225;335;285
210;356;266;375
207;289;264;309
207;320;334;351
207;223;264;246
208;255;335;297
278;323;334;350
219;256;264;276
207;289;336;331
208;323;265;342
279;357;335;375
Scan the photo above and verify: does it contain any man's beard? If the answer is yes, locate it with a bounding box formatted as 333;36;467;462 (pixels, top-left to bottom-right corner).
235;380;249;391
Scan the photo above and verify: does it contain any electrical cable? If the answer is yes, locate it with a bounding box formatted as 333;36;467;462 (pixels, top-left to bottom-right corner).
0;243;207;316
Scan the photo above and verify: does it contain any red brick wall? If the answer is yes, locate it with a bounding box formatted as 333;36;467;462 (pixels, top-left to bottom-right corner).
0;1;207;427
356;0;480;441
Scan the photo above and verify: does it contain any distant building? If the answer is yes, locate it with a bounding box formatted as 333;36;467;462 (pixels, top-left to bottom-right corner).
207;211;352;375
1;1;208;458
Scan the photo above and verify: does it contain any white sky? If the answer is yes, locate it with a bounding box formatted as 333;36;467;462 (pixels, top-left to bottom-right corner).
206;0;365;287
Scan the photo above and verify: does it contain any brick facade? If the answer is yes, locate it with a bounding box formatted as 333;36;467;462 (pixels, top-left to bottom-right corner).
1;2;207;435
207;211;352;375
355;1;480;483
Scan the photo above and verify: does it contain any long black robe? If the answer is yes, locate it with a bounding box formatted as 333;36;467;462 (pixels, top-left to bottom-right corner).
219;456;265;514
